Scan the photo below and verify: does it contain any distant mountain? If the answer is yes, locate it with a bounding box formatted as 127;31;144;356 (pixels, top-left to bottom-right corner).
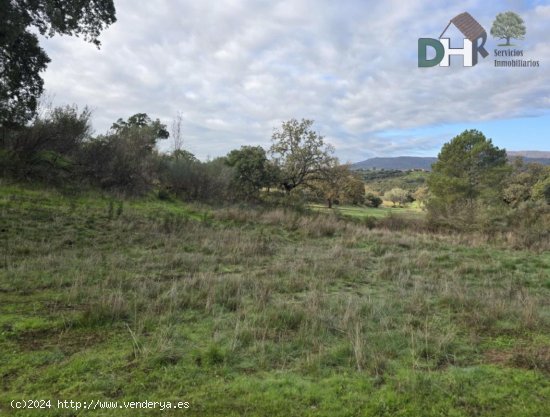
508;151;550;158
353;151;550;171
507;151;550;165
352;157;436;171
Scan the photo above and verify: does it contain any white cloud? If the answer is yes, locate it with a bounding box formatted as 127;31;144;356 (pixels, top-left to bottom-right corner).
39;0;550;161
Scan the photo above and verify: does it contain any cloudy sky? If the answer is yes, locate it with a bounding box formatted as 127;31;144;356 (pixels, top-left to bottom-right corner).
39;0;550;162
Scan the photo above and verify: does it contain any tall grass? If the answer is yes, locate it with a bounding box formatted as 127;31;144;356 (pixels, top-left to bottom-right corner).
1;185;549;416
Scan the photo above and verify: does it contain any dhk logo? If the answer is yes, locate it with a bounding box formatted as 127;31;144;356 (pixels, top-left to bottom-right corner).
418;12;489;67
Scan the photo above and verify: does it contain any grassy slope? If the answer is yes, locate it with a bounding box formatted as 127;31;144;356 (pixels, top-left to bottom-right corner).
1;185;549;416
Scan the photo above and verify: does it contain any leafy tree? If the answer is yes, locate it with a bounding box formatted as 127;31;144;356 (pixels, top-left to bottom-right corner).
0;0;116;127
226;146;271;200
413;186;429;207
171;149;197;161
427;130;509;227
503;159;548;207
270;119;335;193
340;171;366;206
81;113;168;194
384;187;408;207
111;113;169;142
490;11;526;46
312;162;364;208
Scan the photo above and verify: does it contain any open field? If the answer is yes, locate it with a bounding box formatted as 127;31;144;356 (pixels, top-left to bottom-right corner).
1;185;549;416
309;203;424;219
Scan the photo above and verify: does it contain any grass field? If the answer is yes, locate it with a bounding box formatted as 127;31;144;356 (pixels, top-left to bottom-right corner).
1;185;549;416
309;203;424;219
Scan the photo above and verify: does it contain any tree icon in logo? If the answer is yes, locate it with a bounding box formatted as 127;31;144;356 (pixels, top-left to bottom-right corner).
490;12;526;46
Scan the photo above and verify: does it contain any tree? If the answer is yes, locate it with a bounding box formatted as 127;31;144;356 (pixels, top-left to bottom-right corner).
312;161;364;208
226;146;271;200
384;188;408;207
1;0;116;127
532;172;550;204
340;171;366;206
270;118;335;193
110;113;169;150
413;186;430;207
490;12;526;46
503;159;548;207
81;113;168;194
427;130;509;226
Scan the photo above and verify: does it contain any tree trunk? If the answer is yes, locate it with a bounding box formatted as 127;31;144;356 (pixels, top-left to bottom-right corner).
506;37;511;46
327;199;332;209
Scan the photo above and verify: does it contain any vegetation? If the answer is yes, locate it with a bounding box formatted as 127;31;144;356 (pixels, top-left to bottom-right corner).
270;118;335;193
1;4;548;414
427;130;509;230
226;146;276;201
1;184;549;416
426;130;549;239
383;188;410;207
311;162;365;208
0;0;116;126
358;169;429;195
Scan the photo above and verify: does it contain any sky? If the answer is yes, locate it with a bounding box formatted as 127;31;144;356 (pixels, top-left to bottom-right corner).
39;0;550;162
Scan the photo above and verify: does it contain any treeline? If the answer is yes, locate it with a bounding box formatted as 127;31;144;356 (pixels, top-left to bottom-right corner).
0;107;364;206
1;107;549;245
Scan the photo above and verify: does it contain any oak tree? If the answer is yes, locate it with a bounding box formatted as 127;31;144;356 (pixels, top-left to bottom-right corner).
270;118;335;193
1;0;116;127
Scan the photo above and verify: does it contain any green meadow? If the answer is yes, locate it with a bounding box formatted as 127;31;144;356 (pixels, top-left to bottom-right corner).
309;203;424;219
1;184;549;416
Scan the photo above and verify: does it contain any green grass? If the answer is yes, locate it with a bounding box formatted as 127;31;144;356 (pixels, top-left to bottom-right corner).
1;184;549;416
361;169;430;194
309;203;423;219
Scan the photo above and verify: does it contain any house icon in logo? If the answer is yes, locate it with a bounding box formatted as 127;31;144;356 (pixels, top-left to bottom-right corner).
419;12;489;67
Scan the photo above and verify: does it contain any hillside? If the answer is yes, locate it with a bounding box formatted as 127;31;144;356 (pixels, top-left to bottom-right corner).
352;156;437;171
353;151;550;171
1;185;549;416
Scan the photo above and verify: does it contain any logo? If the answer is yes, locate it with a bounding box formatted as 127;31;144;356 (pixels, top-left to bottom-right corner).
490;11;539;68
490;11;526;47
418;12;489;67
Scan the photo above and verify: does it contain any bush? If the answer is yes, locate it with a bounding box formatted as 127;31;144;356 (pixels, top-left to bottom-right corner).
365;193;383;208
162;155;235;202
78;114;168;195
0;105;92;183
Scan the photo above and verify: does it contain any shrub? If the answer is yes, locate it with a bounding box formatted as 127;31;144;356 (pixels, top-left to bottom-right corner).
365;193;383;208
78;114;168;195
162;154;235;202
1;105;92;183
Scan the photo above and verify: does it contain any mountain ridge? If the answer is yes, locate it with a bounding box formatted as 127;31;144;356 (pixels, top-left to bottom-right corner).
352;151;550;171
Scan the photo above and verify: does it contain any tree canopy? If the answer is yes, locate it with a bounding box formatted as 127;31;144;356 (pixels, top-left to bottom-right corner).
427;130;509;225
0;0;116;127
226;146;274;199
384;188;409;207
270;118;335;193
